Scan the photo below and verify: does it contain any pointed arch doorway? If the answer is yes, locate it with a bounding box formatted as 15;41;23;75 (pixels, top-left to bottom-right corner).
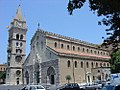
47;66;56;85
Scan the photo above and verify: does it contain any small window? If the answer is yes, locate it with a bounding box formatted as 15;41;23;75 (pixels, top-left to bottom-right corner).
91;50;93;53
54;42;57;48
101;52;102;55
20;43;22;47
67;60;70;67
75;61;77;68
73;46;75;51
94;51;96;54
107;63;109;67
78;47;80;51
16;49;18;53
16;42;19;46
87;49;89;53
91;62;94;68
86;62;89;68
20;49;22;53
93;76;95;80
96;63;98;67
103;63;106;67
61;44;64;48
83;48;85;52
20;35;23;40
100;63;102;67
16;34;19;39
67;45;70;50
98;51;99;54
81;61;83;68
98;70;100;73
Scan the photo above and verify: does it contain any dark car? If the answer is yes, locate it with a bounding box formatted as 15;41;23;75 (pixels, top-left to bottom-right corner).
102;84;120;90
56;83;84;90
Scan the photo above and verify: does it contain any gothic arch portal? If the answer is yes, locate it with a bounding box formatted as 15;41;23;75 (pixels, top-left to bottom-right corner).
47;66;56;85
25;71;29;84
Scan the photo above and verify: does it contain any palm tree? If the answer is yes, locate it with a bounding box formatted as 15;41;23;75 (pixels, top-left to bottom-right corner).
66;75;71;83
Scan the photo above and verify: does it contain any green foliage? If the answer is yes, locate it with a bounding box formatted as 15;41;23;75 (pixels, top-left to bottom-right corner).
110;51;120;73
0;71;6;79
68;0;120;51
66;75;72;83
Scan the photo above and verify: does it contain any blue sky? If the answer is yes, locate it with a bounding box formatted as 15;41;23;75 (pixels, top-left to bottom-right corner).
0;0;107;64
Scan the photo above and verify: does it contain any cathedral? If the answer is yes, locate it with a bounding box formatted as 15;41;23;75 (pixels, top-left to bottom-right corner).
6;5;111;85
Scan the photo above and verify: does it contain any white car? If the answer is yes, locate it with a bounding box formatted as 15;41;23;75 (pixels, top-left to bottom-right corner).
25;85;46;90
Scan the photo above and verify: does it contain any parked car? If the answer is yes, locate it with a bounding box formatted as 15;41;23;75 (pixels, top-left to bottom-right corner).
56;83;84;90
21;85;46;90
102;84;120;90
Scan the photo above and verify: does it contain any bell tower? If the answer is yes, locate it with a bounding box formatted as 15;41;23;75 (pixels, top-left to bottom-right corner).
6;5;27;85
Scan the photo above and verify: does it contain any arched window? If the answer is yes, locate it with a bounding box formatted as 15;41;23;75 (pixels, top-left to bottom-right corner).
67;45;69;50
81;61;83;68
16;42;19;46
103;63;106;67
83;48;85;52
73;46;75;51
100;63;102;67
16;49;18;53
94;51;96;54
20;43;22;47
16;34;19;39
20;49;22;53
67;60;70;67
86;62;89;68
91;62;94;68
87;49;89;53
20;34;23;40
98;51;99;54
93;76;95;80
96;63;98;67
75;61;77;68
101;52;103;55
78;47;80;51
91;50;93;54
107;63;109;67
54;42;57;48
61;44;64;48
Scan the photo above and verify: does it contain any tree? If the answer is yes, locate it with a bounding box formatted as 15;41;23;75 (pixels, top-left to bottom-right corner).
110;51;120;73
0;71;6;84
66;75;72;83
68;0;120;73
68;0;120;52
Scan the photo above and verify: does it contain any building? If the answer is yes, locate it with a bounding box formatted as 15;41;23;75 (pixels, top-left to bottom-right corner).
6;5;111;86
23;29;110;85
0;64;6;72
91;67;111;83
6;5;27;85
0;64;6;84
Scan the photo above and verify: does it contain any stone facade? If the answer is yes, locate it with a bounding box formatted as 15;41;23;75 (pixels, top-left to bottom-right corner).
6;5;27;85
23;29;110;85
6;5;111;86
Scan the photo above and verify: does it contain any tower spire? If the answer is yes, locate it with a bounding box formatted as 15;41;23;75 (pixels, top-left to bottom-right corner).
15;4;23;20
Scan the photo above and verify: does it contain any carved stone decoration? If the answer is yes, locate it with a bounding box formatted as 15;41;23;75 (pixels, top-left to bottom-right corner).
16;70;21;77
15;55;22;63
